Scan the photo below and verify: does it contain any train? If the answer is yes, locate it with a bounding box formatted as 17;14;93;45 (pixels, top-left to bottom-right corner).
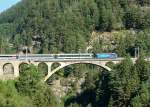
95;53;118;59
0;53;118;60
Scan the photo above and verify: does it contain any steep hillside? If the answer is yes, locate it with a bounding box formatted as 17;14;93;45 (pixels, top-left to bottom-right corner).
0;0;150;56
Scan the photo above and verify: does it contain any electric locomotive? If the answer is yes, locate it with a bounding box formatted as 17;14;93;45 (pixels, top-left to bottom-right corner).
95;53;118;59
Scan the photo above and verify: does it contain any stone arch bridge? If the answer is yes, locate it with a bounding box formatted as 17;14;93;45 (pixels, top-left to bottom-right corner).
0;58;137;81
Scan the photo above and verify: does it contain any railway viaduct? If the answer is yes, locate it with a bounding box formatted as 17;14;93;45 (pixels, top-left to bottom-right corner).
0;58;139;81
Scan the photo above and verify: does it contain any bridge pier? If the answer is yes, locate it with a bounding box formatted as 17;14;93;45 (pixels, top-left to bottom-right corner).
0;63;3;76
10;61;22;78
45;62;53;75
13;66;19;77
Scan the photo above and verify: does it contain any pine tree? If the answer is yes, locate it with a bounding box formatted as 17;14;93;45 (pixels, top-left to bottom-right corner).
109;56;140;107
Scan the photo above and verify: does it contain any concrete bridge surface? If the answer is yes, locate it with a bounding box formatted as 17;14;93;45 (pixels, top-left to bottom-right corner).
0;58;141;81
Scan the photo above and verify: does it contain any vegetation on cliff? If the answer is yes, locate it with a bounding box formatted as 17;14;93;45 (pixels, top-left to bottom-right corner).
0;0;150;55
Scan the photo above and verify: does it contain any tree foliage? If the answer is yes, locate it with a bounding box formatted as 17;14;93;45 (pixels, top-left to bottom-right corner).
0;0;150;54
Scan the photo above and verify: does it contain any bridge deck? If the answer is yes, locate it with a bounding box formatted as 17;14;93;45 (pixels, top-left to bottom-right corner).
0;58;126;61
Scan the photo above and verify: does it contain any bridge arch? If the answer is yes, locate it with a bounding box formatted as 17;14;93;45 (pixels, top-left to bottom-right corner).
19;63;29;73
44;61;111;81
38;62;48;76
59;62;111;71
105;61;115;68
51;62;61;71
3;63;14;75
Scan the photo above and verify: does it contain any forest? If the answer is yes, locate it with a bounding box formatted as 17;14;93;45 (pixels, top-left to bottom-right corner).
0;0;150;55
0;0;150;107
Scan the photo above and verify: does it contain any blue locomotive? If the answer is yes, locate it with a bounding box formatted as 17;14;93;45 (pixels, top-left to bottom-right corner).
95;53;118;59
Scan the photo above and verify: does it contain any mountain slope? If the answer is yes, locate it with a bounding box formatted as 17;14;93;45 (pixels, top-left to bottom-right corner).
0;0;150;55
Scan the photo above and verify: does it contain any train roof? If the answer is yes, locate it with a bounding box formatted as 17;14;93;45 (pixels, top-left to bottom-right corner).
96;53;117;54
